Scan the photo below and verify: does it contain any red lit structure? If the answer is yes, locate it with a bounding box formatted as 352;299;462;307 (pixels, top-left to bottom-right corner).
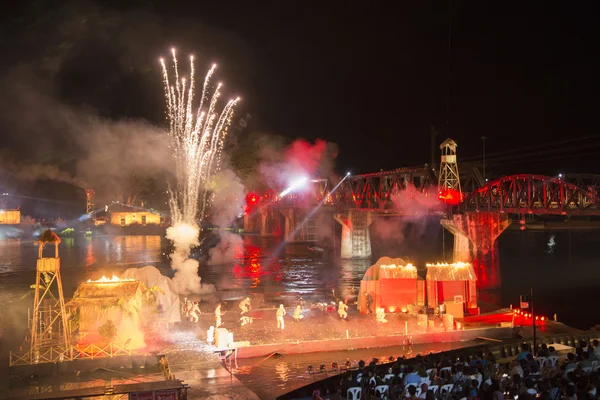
245;192;260;214
358;257;423;314
462;174;600;215
438;188;463;205
426;262;478;317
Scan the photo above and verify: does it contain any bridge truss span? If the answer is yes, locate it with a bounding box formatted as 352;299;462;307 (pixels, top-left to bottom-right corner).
462;174;600;215
333;166;435;210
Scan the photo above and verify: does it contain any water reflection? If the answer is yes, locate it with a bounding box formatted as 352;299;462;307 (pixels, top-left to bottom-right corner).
84;238;95;268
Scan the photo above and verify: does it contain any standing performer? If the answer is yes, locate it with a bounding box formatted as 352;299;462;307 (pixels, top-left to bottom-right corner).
239;297;251;315
365;292;374;314
215;303;224;328
293;304;304;321
276;304;286;330
338;300;348;319
376;307;388;323
190;301;201;323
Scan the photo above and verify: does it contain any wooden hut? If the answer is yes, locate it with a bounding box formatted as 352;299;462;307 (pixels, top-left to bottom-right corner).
67;276;147;349
109;204;162;226
358;257;423;314
425;262;478;318
0;207;20;225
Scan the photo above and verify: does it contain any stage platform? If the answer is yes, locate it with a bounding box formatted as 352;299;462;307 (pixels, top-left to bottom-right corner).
234;324;514;358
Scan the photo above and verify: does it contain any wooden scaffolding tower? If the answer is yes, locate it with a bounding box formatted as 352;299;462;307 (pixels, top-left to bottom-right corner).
29;229;71;363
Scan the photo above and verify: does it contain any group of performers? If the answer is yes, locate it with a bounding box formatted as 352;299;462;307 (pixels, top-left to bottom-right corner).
182;291;389;333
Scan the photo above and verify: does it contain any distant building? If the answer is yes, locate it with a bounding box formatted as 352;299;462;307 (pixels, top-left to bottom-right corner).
109;205;163;227
0;207;20;225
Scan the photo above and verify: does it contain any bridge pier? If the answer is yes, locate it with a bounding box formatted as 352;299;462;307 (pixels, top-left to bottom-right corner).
441;212;510;289
243;212;261;234
260;208;282;237
335;210;374;259
282;208;317;242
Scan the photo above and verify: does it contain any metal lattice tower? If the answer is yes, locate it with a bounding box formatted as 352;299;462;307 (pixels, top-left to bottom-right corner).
85;189;95;216
29;230;71;363
438;138;462;194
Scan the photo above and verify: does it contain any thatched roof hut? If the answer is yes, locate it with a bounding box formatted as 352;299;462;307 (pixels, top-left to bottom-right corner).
67;280;145;308
359;257;423;314
35;229;61;244
66;278;146;348
425;262;478;315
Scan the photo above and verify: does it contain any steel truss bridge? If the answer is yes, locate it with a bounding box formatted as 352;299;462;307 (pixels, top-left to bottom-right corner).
273;167;600;216
462;174;600;215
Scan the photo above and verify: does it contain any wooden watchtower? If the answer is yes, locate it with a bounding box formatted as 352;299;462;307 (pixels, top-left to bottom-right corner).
30;229;71;362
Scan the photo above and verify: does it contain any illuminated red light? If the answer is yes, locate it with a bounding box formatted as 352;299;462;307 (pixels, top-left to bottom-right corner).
438;189;464;205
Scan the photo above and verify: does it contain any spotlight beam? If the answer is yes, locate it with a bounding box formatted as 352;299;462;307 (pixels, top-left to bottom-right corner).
268;173;351;259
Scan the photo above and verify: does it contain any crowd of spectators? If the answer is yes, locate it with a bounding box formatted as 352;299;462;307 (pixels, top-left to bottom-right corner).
303;339;600;400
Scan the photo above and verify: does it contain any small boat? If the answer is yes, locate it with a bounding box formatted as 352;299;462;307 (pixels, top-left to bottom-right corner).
308;246;325;252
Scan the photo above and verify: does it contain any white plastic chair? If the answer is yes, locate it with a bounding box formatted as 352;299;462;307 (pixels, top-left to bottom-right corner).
592;360;599;368
440;383;454;399
369;376;377;387
547;356;559;367
429;385;439;395
535;357;546;369
583;367;593;375
347;387;362;400
564;366;576;377
384;373;395;382
375;385;389;399
420;376;431;385
426;368;436;378
404;384;418;398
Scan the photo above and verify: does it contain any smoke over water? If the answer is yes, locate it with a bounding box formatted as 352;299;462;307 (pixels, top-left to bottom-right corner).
258;138;338;188
371;184;444;261
160;50;239;294
208;168;245;264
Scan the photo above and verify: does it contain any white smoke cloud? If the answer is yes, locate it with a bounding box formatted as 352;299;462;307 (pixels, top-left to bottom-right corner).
166;223;201;295
208;168;245;265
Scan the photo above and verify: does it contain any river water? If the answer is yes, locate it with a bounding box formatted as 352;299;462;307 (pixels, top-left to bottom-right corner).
1;226;599;397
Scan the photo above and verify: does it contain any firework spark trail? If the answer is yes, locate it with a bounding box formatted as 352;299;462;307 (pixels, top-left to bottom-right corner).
160;49;240;294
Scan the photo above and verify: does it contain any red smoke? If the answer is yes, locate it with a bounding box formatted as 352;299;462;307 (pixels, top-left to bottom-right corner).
284;139;329;176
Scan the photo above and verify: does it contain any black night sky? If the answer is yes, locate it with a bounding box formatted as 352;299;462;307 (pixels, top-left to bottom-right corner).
0;1;599;201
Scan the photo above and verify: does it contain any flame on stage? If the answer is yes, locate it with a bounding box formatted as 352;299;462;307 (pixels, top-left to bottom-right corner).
87;274;134;283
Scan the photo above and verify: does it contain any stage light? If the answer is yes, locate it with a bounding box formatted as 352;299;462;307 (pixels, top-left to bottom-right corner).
331;362;339;369
346;172;351;176
319;364;326;372
345;360;352;368
558;173;563;178
307;365;314;373
279;177;308;197
388;356;395;361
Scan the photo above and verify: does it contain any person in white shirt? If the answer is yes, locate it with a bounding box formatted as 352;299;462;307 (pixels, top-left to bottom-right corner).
510;360;524;378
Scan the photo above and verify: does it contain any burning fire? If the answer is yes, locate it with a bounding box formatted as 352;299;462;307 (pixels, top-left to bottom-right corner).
381;263;417;270
426;262;471;268
87;274;134;283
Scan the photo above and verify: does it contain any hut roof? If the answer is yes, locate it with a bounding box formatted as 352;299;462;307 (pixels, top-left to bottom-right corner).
362;256;418;280
66;280;144;308
35;229;61;245
425;262;476;281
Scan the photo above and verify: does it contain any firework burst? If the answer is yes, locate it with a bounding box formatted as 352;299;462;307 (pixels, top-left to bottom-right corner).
160;48;240;225
160;48;239;294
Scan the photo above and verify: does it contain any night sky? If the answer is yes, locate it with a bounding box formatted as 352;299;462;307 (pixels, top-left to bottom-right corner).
1;0;599;177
